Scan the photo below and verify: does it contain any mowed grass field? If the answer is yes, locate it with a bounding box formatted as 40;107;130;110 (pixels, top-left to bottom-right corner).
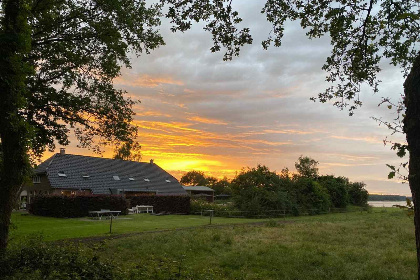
10;208;417;279
9;212;271;241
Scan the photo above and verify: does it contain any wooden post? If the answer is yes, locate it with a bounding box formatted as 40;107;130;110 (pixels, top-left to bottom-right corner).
109;214;113;234
209;210;214;225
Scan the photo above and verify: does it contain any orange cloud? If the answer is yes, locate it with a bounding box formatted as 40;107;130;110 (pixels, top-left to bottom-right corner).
114;74;184;88
187;116;228;125
135;110;172;118
330;135;383;144
263;129;319;135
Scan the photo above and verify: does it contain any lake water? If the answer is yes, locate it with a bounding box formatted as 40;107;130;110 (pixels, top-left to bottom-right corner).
368;201;408;207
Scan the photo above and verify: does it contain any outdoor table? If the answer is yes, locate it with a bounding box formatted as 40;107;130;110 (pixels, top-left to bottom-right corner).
88;210;121;220
136;205;154;213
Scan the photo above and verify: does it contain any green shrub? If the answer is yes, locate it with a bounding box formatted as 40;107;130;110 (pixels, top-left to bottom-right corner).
234;187;294;217
292;178;331;214
28;195;129;218
0;239;119;280
190;199;236;216
317;175;349;208
347;182;369;206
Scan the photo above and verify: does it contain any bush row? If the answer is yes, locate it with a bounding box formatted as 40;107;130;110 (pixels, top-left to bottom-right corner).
129;195;190;214
28;194;191;218
28;195;129;218
227;165;369;217
190;199;236;217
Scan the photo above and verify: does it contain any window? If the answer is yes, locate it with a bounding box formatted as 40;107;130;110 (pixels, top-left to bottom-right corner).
113;175;120;181
33;175;41;184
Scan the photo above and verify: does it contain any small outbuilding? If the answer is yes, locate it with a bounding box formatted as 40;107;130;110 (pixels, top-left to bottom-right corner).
182;186;215;202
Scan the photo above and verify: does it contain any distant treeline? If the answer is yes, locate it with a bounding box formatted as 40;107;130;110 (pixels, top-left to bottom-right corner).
183;156;369;216
368;194;411;201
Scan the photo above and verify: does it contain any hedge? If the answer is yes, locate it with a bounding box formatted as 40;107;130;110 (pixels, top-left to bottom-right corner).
1;240;118;280
129;195;190;214
28;195;129;218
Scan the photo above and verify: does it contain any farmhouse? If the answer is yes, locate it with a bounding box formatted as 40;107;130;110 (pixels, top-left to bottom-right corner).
21;149;186;204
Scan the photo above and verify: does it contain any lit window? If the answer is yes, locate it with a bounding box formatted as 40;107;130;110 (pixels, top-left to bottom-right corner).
113;175;120;181
33;176;41;184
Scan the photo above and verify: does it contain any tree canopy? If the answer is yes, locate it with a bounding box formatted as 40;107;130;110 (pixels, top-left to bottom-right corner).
180;170;209;186
113;141;142;162
295;156;319;179
0;0;165;252
14;0;164;156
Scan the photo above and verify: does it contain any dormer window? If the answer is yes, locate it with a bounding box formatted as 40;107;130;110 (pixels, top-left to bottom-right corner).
113;175;120;181
58;171;67;177
33;175;41;184
144;178;150;182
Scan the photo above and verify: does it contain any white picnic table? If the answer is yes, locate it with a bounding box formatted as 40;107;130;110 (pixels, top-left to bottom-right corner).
129;205;154;214
88;210;121;220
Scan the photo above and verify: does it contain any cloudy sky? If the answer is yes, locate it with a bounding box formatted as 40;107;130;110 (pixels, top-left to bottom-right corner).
45;1;410;195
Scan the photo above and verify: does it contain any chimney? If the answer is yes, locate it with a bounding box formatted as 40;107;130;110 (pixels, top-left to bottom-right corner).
150;159;154;164
60;148;66;155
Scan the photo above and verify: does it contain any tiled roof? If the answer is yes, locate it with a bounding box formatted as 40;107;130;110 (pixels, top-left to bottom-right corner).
182;186;214;192
35;154;187;195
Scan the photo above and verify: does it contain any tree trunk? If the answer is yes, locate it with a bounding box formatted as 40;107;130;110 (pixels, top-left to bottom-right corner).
404;53;420;279
0;0;31;254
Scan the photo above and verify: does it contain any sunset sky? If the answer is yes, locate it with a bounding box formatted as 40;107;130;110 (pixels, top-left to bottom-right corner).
43;1;410;195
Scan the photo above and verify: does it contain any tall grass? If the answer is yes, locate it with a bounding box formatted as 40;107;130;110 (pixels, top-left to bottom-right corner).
97;208;416;280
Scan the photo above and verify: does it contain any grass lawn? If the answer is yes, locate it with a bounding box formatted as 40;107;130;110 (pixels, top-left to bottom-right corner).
9;208;417;279
9;212;270;241
92;208;416;280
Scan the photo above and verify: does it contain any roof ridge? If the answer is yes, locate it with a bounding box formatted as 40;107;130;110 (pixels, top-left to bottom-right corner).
57;153;150;165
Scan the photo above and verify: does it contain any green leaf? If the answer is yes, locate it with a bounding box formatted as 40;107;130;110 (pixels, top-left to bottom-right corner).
386;164;396;171
388;171;396;179
397;147;407;158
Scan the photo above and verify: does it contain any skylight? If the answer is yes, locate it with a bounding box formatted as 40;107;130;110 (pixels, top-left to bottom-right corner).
113;175;120;181
58;171;67;177
144;178;150;182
